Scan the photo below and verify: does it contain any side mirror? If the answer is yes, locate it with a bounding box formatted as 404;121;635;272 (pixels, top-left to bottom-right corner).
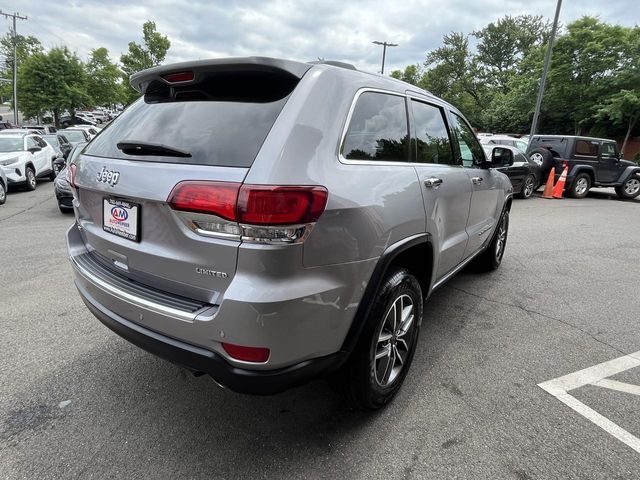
28;146;42;153
491;147;513;167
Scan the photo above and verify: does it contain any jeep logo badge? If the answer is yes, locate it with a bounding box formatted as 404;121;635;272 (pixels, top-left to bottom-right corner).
96;166;120;187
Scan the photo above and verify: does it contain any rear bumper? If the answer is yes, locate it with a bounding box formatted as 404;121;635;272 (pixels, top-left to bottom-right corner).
77;280;347;394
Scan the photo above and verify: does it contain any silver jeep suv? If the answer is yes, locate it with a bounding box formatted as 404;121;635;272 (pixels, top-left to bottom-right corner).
67;57;512;409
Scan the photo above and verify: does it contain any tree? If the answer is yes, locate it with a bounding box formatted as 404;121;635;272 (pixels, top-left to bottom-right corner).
421;32;487;125
390;64;422;86
86;47;122;106
0;34;43;103
18;47;90;125
473;15;551;92
120;21;171;104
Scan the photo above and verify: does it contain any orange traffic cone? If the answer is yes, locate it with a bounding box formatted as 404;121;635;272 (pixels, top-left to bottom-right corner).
542;167;555;199
552;164;569;198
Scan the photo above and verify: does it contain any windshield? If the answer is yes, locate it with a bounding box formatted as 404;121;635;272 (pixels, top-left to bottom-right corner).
43;135;59;146
0;137;24;152
63;130;86;142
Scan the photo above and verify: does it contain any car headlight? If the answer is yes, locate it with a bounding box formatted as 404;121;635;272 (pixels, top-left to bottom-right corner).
0;156;20;166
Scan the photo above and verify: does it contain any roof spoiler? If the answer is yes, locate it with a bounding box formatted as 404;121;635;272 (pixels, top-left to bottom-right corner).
130;57;312;94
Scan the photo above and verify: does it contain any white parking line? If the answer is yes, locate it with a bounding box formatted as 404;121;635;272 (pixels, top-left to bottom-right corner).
539;350;640;454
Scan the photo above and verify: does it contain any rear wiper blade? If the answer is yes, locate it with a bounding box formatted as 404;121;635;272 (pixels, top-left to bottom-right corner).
116;141;191;158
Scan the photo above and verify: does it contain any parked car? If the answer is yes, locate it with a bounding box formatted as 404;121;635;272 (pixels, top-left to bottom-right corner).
482;145;541;199
0;128;41;135
42;133;72;158
69;125;99;139
67;57;513;409
479;134;529;153
0;121;19;130
0;133;57;189
61;128;91;146
91;110;109;123
24;125;57;134
0;165;6;205
527;135;640;199
42;133;73;175
60;115;98;128
54;144;84;213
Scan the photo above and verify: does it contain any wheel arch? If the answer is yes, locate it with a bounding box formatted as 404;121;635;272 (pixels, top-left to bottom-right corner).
569;165;595;184
618;167;640;184
339;233;432;355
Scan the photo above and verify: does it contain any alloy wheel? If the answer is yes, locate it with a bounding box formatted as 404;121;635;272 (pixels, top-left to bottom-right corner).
495;216;508;261
0;184;5;203
530;153;543;166
575;178;588;196
624;178;640;196
523;176;535;198
374;294;415;387
28;170;36;188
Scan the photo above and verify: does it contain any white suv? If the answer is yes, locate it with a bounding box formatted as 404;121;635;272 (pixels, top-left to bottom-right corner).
0;133;56;190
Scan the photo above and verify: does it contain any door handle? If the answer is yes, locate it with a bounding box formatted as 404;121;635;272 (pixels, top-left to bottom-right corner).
424;177;443;188
471;177;483;185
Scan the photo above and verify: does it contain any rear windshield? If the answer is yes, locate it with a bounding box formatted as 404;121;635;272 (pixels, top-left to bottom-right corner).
529;137;568;157
84;71;297;167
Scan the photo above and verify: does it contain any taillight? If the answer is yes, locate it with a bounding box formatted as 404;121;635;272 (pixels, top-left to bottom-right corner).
167;182;328;244
168;181;240;220
222;342;270;363
68;163;77;188
237;185;328;225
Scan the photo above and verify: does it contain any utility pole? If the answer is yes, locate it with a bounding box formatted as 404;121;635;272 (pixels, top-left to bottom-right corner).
372;40;398;75
529;0;562;137
0;10;28;125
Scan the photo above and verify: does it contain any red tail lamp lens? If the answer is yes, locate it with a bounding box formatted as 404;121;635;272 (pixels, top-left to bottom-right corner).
168;182;328;226
167;181;240;220
222;342;270;363
69;163;78;188
162;71;195;83
237;185;328;225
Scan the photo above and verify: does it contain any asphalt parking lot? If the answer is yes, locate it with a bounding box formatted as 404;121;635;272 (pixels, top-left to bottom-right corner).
1;181;639;479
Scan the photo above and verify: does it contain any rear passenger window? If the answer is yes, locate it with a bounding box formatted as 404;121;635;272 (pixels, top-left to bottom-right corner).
411;100;455;165
575;140;598;156
342;92;409;162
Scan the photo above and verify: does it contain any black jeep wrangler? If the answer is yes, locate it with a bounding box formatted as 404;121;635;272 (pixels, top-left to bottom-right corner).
527;135;640;199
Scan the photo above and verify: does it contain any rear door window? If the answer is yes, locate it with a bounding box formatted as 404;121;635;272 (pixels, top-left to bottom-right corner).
411;100;455;165
84;71;298;167
575;140;599;157
342;92;409;162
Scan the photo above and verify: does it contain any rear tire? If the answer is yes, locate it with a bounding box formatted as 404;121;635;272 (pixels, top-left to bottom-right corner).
25;167;36;191
335;267;422;410
615;174;640;199
517;174;536;199
568;172;591;199
472;209;509;272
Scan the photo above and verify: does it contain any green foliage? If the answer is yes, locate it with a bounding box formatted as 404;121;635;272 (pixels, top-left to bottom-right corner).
18;47;90;124
392;15;640;141
86;47;123;107
0;34;43;103
120;21;171;104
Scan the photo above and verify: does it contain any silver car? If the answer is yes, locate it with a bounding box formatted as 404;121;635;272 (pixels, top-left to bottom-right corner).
67;57;512;409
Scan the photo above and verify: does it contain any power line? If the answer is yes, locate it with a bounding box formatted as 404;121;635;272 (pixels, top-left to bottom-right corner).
0;10;28;124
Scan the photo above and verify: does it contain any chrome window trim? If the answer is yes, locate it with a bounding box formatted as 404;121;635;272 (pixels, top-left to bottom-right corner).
338;88;414;167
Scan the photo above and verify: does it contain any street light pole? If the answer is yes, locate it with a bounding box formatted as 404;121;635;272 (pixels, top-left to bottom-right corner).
530;0;562;137
0;10;27;125
372;41;398;75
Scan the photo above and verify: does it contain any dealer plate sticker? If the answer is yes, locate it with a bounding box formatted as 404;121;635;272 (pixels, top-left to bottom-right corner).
103;198;139;241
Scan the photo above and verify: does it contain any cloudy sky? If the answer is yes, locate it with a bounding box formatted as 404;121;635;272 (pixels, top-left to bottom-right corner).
0;0;636;73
